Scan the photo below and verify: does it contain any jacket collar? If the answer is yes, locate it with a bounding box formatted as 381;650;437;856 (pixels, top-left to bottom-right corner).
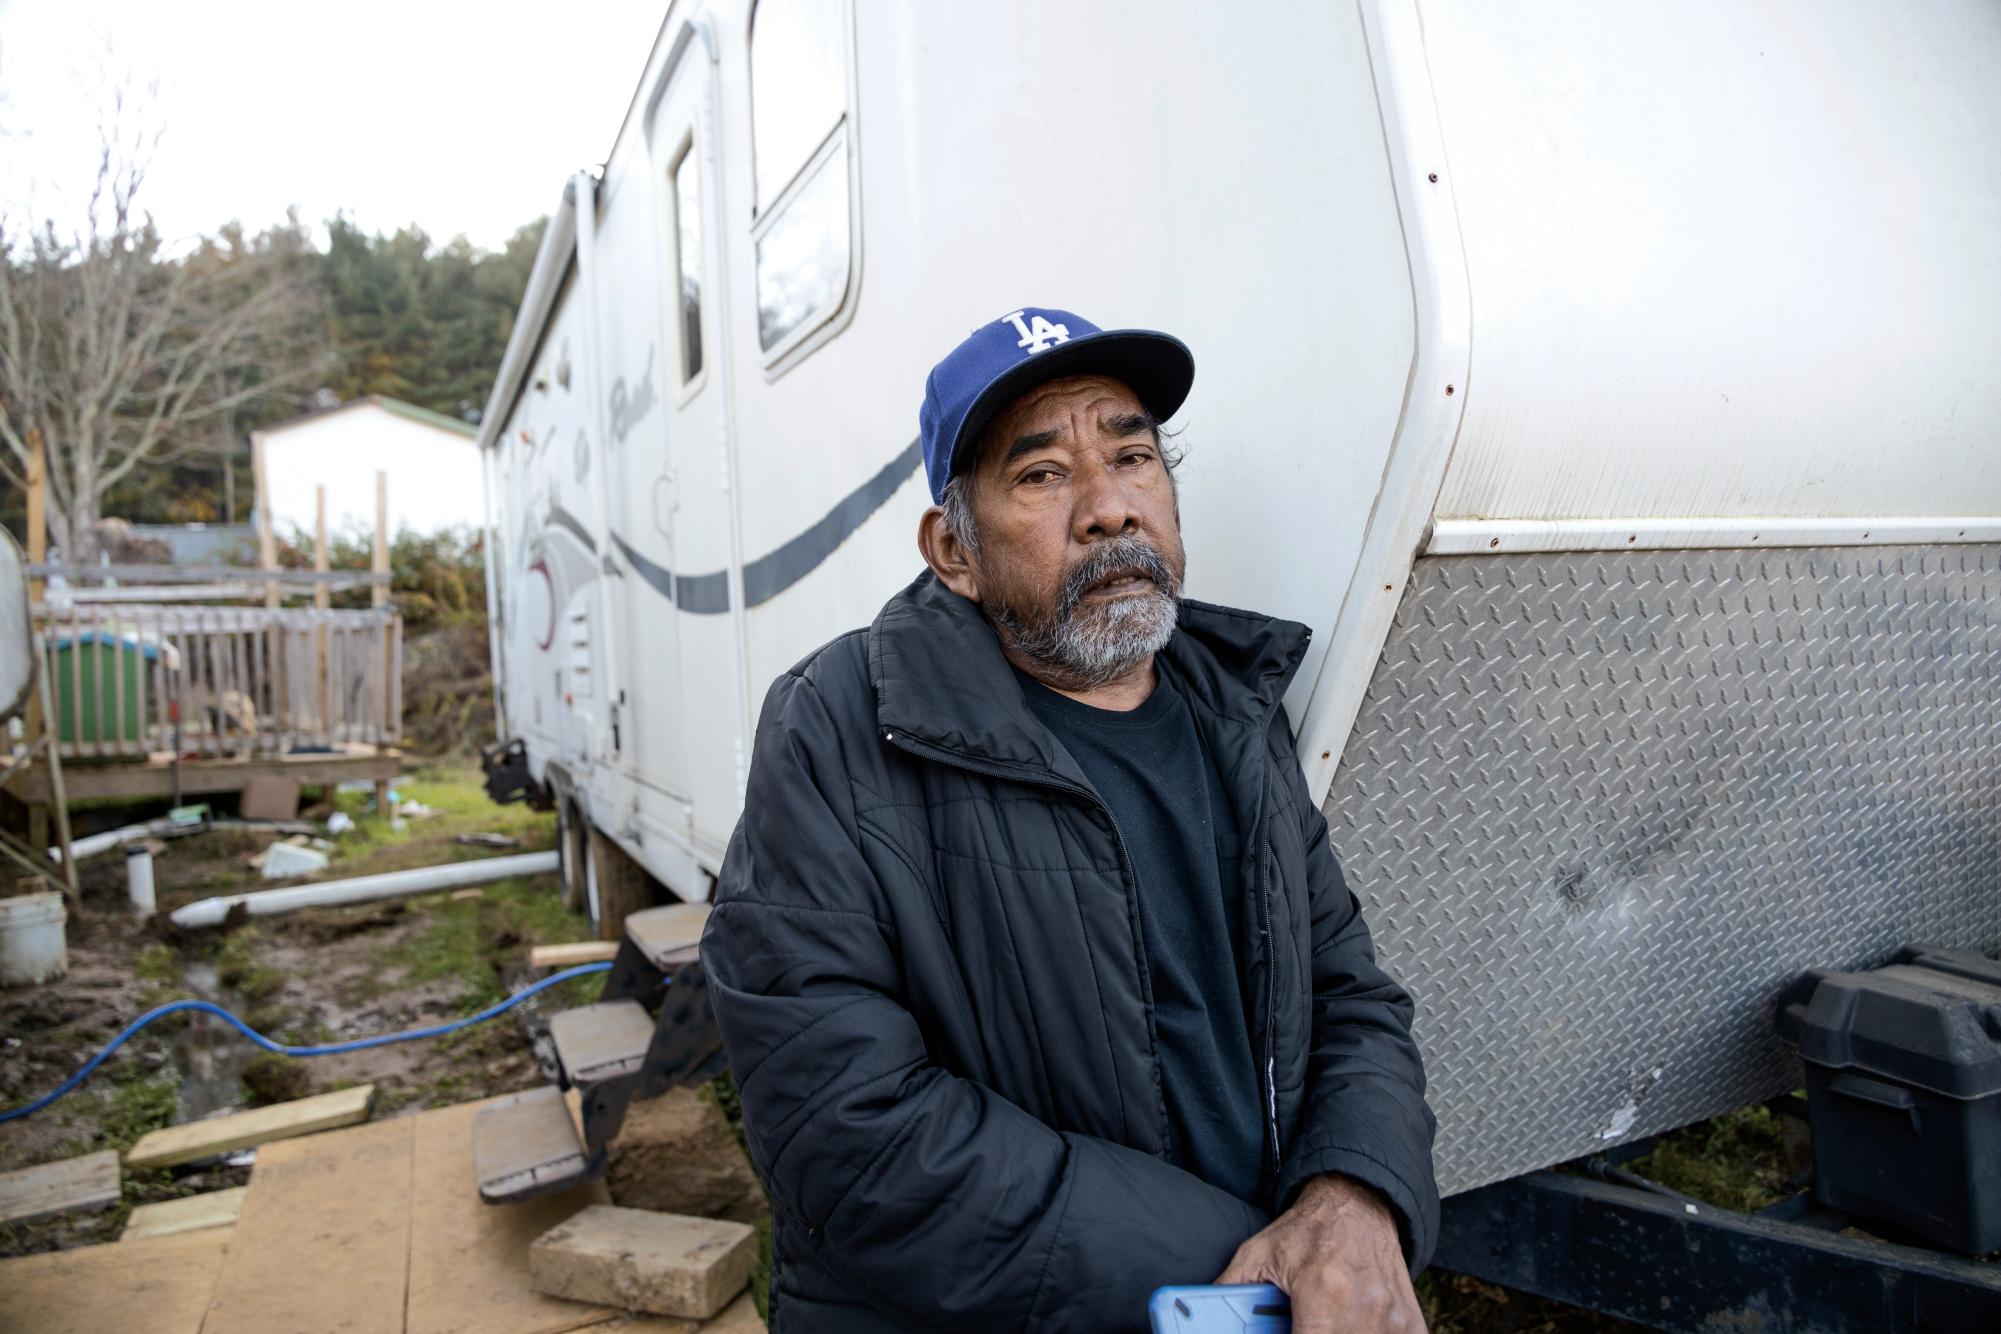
867;570;1310;779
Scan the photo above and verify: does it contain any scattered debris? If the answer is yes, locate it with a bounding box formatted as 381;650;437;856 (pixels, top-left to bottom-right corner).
448;888;485;902
121;1186;248;1243
0;1149;121;1226
529;1204;757;1319
455;832;521;849
325;811;356;835
259;842;330;879
167;804;211;828
400;800;437;820
125;1083;377;1171
528;941;619;970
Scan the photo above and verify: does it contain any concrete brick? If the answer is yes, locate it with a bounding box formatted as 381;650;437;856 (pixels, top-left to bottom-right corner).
529;1204;756;1319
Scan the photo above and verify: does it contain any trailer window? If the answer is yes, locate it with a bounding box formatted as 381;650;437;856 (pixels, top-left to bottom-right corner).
670;145;704;385
749;0;853;358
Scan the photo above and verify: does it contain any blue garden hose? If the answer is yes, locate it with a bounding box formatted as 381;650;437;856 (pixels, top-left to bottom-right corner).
0;961;615;1125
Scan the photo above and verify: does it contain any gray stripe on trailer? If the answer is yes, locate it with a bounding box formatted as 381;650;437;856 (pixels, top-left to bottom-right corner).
611;437;922;613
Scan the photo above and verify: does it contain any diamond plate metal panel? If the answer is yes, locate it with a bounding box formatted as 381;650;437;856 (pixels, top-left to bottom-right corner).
1324;545;2001;1195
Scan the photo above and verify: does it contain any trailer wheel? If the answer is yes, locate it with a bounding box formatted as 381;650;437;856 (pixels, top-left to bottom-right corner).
585;823;653;941
557;800;588;913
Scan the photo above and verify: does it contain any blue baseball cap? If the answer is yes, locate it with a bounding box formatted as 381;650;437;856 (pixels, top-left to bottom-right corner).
918;307;1194;503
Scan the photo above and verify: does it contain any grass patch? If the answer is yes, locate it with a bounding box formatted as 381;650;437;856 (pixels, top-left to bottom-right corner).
323;767;555;871
90;1063;181;1155
133;942;180;985
241;1052;312;1106
214;927;284;1002
376;874;592;1014
1623;1103;1793;1213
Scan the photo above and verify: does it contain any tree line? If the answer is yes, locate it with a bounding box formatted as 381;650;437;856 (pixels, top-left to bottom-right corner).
0;125;542;560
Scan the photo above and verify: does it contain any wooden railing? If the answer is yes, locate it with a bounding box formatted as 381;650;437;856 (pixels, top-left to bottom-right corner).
30;602;401;761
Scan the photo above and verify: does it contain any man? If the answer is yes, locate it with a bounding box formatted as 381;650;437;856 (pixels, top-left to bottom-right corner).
702;307;1437;1333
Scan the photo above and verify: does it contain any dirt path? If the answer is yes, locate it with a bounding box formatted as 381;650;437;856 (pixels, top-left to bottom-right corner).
1;767;584;1257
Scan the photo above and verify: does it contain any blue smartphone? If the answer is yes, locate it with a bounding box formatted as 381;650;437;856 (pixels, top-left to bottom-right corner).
1148;1283;1292;1333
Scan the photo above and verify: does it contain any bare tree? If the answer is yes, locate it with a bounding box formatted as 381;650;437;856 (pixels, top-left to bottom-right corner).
0;85;328;562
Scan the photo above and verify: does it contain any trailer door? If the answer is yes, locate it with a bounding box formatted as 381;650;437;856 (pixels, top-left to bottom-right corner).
644;28;753;868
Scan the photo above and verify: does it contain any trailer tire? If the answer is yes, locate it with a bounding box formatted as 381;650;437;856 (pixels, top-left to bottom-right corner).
557;801;588;913
585;823;653;941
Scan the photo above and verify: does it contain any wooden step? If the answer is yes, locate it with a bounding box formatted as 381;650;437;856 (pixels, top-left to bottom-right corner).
549;1000;654;1087
623;902;710;969
124;1084;376;1170
0;1150;120;1226
472;1087;594;1205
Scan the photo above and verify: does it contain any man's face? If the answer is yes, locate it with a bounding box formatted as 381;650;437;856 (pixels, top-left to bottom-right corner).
955;374;1186;687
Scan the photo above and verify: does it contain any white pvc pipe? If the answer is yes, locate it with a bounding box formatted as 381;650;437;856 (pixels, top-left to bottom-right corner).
124;844;156;919
53;817;176;864
168;850;560;929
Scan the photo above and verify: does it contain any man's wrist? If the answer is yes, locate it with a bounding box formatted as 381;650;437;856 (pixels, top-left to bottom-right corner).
1294;1172;1393;1223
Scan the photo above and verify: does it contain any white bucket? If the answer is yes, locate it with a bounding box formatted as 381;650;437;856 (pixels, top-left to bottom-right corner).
0;891;69;987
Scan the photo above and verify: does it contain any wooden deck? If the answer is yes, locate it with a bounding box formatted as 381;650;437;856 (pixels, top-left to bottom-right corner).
3;743;402;804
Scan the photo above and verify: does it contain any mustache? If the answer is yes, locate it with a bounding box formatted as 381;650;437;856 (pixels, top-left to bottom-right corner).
1059;535;1180;615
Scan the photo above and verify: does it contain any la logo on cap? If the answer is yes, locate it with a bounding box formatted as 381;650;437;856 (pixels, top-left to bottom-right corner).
1001;309;1071;355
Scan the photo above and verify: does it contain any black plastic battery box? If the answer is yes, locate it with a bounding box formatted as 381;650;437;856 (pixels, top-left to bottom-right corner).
1776;944;2001;1256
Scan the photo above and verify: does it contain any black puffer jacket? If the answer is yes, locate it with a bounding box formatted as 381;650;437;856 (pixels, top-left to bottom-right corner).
703;572;1437;1333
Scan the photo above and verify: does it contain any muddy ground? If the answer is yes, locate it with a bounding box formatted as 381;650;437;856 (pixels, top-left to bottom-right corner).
0;768;585;1257
1;767;1812;1331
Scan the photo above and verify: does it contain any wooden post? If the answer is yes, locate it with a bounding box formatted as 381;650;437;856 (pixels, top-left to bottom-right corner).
314;485;329;741
24;428;48;851
373;469;393;797
25;428;46;600
372;470;388;609
253;432;278;609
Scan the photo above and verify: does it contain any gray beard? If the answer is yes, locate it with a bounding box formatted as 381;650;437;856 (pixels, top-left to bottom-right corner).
984;534;1183;689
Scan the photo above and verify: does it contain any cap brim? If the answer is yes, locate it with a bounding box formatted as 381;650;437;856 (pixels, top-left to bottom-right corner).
948;328;1195;484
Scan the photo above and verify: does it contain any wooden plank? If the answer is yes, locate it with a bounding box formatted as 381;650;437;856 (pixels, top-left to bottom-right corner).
530;941;620;970
0;1149;121;1225
406;1094;622;1334
121;1185;248;1242
125;1084;376;1170
0;1226;231;1334
201;1112;412;1334
4;747;403;803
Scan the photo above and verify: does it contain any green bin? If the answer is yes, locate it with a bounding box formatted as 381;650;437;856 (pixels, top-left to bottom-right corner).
48;631;179;747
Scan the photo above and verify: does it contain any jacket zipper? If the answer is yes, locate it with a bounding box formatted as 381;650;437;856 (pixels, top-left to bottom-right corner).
881;729;1165;1136
882;724;1285;1181
1256;789;1281;1176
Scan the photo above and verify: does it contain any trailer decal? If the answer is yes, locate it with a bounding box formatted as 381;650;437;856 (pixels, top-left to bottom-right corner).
609;437;921;613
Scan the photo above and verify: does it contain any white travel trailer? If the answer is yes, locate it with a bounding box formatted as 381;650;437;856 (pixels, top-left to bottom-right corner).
479;0;2001;1315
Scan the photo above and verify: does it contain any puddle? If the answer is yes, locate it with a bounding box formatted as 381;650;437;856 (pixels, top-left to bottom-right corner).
172;959;258;1121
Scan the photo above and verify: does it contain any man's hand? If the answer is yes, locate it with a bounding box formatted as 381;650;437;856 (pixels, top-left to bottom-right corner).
1214;1174;1424;1334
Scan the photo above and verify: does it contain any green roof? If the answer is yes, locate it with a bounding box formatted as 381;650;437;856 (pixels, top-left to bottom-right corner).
260;394;479;439
370;395;479;437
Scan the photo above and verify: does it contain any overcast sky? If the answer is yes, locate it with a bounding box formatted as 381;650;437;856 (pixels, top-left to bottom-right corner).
0;0;668;251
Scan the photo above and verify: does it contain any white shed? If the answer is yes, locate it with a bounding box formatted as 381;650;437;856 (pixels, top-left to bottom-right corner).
253;395;482;539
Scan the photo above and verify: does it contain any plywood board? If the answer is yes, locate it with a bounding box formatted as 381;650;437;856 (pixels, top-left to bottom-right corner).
405;1093;618;1334
201;1113;414;1334
125;1083;375;1169
239;773;302;820
530;941;620;969
0;1148;119;1225
121;1184;248;1242
0;1227;230;1334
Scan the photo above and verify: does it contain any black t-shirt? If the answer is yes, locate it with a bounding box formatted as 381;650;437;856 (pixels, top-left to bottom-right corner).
1015;663;1264;1203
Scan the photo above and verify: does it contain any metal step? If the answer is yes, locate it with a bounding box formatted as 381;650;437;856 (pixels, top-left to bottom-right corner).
473;1086;598;1204
549;1000;655;1087
623;902;710;969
